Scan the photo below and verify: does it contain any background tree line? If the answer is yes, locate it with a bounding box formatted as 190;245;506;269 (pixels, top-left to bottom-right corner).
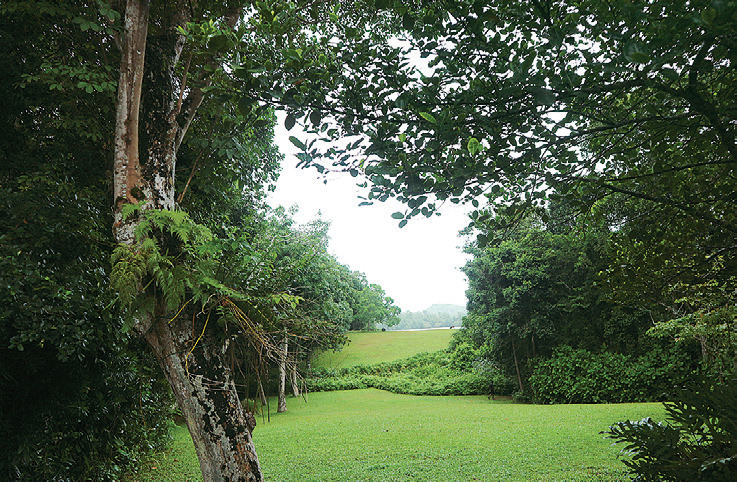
455;199;707;402
387;304;466;330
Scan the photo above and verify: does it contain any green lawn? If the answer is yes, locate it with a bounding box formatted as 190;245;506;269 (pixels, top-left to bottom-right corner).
313;329;457;368
127;389;662;481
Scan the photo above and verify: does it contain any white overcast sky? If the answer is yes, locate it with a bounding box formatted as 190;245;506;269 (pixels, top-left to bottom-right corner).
266;116;472;313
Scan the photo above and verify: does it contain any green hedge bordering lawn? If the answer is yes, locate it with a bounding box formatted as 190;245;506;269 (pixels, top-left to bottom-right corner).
306;348;515;396
530;346;699;404
308;344;700;403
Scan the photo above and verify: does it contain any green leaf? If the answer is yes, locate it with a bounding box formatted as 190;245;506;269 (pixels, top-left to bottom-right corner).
628;51;650;64
419;112;437;124
391;212;404;219
477;234;488;248
528;86;556;106
624;41;650;64
284;113;296;130
700;7;717;24
660;68;679;80
467;137;481;155
402;13;415;30
289;136;306;150
309;110;322;126
519;53;536;74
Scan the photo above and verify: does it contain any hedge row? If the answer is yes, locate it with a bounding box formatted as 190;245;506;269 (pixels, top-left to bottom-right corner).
529;346;700;404
306;371;500;396
306;347;515;396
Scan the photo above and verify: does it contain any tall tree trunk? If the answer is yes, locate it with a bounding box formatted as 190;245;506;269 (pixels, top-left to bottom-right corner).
112;2;263;479
512;338;523;393
277;329;288;412
113;0;149;245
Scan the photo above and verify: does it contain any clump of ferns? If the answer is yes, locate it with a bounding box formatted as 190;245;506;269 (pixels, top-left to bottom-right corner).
110;204;303;385
111;204;216;332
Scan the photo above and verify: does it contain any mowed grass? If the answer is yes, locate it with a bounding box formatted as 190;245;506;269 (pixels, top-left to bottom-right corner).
127;331;661;481
127;389;663;482
313;329;457;368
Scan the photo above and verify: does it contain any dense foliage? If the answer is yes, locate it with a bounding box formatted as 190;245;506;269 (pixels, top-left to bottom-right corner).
307;344;513;397
0;199;172;480
456;209;658;393
212;206;401;403
0;7;175;479
529;346;699;404
0;1;401;477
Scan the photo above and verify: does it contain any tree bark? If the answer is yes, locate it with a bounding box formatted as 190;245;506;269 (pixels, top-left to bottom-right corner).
112;2;264;480
277;329;288;412
113;0;149;245
290;352;300;397
145;313;262;481
512;338;523;393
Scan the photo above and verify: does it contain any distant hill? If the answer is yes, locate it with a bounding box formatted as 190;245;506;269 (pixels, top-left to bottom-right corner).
385;303;467;330
424;304;466;316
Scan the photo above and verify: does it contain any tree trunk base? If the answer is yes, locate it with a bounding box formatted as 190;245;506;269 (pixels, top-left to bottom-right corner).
145;313;263;481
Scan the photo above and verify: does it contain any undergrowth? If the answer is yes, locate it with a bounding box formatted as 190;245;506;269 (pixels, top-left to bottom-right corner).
306;345;515;396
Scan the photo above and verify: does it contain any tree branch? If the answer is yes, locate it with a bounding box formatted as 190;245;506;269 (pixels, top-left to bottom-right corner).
175;6;243;153
570;176;736;234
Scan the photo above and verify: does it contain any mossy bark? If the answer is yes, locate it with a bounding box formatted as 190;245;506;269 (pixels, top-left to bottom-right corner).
145;313;262;481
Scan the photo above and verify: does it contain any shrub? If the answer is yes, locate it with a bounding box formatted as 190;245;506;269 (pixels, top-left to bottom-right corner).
604;377;737;481
529;347;630;403
529;346;698;404
0;341;172;481
448;342;476;370
305;347;515;397
306;375;368;392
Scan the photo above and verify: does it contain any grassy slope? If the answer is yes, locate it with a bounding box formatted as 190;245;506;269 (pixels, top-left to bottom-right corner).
128;390;663;481
313;329;456;368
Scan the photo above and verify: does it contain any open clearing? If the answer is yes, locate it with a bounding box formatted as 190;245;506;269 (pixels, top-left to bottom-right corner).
126;330;663;481
128;389;662;481
313;329;456;368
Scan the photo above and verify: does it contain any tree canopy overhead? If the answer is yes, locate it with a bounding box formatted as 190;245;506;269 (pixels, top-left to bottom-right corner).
281;0;735;317
296;0;735;215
